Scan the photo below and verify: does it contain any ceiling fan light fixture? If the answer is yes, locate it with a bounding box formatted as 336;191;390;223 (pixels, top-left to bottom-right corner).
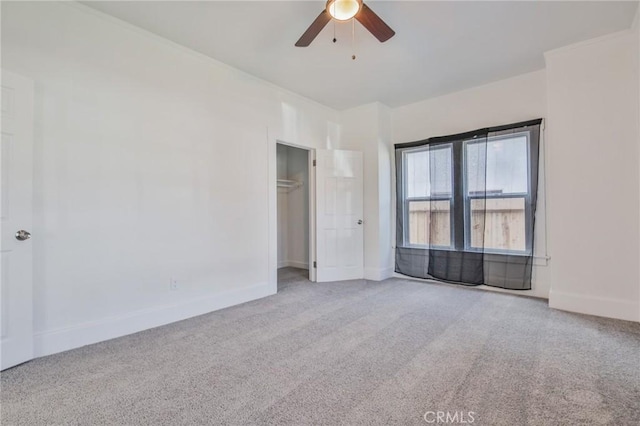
326;0;361;21
295;0;394;47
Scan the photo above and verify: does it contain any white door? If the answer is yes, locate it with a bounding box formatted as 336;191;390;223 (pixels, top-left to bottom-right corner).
315;149;364;282
1;71;34;370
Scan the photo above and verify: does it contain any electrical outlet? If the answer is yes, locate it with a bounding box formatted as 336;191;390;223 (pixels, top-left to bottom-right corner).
169;278;181;291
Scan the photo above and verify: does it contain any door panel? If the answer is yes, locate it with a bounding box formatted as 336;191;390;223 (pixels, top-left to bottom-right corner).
1;71;34;370
315;150;363;282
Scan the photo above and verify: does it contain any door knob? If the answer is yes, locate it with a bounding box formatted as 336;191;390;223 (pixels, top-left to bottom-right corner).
15;230;31;241
357;220;363;225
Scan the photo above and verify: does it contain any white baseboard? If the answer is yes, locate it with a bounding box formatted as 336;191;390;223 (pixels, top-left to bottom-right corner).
476;284;549;300
277;260;309;270
365;267;394;281
391;272;549;300
549;290;640;322
287;260;309;270
34;282;274;358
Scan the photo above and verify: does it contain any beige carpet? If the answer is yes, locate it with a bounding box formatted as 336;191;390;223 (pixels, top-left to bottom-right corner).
2;269;639;425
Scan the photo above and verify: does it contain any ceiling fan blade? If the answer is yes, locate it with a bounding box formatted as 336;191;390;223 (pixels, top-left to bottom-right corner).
355;4;395;43
295;10;332;47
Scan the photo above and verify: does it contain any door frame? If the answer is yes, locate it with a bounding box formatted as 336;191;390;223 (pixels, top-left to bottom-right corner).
270;140;316;291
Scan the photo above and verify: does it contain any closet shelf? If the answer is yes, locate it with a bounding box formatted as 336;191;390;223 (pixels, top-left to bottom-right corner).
277;179;302;191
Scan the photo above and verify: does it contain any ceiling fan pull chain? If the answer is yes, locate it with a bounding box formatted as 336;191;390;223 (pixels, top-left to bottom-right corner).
352;18;356;60
333;20;337;43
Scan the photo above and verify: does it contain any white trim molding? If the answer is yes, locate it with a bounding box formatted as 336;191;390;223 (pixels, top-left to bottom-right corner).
287;261;309;270
278;261;309;270
549;290;640;322
365;267;394;281
34;283;274;358
277;260;288;269
392;272;549;300
544;28;635;60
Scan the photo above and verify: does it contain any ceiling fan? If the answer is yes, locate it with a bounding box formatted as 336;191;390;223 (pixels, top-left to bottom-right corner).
295;0;395;47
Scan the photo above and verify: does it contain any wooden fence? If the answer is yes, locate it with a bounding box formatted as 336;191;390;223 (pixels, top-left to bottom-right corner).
408;198;525;251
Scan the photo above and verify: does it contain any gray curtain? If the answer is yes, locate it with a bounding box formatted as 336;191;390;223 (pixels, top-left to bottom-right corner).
395;119;542;290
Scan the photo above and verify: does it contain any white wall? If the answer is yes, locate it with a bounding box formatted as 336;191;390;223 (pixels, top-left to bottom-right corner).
340;103;393;281
277;145;289;267
545;30;640;322
392;71;548;143
637;7;640;324
285;146;310;269
4;1;639;361
376;104;394;280
391;71;551;299
276;144;309;270
2;1;342;356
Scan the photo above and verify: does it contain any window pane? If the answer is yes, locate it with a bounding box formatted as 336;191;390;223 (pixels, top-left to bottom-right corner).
406;146;452;198
466;136;528;195
470;197;526;252
408;200;451;247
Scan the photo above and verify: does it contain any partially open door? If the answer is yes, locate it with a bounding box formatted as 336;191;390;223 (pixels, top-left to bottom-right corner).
315;149;363;282
1;71;34;370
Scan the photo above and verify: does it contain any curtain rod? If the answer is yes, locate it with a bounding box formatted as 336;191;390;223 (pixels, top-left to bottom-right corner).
394;118;543;150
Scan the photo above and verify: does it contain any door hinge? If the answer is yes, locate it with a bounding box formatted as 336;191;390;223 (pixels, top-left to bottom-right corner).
313;160;316;167
313;261;317;268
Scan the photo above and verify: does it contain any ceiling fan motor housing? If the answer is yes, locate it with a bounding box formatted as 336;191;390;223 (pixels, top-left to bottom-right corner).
326;0;362;21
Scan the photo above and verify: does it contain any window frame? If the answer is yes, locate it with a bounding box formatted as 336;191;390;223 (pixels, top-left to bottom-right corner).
400;131;535;256
401;143;455;250
462;132;533;255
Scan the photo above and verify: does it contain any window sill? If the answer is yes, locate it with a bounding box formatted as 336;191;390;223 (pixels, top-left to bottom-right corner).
396;246;550;266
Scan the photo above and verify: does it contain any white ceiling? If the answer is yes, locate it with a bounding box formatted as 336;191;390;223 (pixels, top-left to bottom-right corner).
82;1;638;110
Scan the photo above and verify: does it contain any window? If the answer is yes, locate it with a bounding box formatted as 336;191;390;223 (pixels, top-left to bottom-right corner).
403;145;453;248
400;133;533;255
394;119;542;290
395;119;542;290
464;134;532;254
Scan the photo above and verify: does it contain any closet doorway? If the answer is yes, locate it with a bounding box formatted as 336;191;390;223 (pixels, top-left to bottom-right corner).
276;143;314;290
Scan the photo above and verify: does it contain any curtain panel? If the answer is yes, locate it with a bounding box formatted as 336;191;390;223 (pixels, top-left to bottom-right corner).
395;119;542;290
